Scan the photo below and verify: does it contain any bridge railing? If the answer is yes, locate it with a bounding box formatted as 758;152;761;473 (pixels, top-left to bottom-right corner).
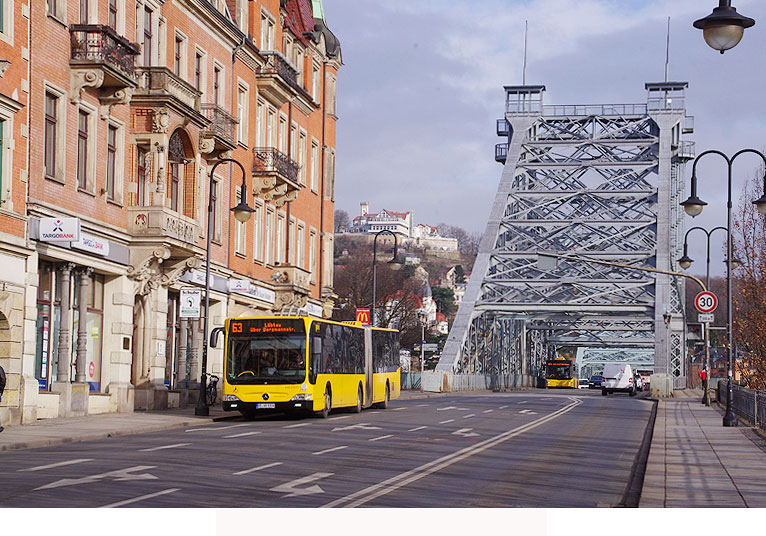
716;380;766;431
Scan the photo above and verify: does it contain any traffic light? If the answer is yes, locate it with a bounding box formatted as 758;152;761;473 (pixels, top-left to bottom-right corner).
687;323;704;341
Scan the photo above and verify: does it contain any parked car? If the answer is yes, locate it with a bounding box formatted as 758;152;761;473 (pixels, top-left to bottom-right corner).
601;363;636;396
588;375;603;389
578;378;589;389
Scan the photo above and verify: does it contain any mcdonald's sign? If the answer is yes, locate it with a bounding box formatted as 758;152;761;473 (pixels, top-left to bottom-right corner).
356;308;371;325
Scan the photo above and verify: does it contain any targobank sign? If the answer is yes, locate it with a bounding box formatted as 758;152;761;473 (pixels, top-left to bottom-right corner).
39;218;81;242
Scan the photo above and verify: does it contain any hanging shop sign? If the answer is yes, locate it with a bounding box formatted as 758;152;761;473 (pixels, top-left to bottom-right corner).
228;278;276;305
71;232;110;256
39;217;81;242
180;288;202;318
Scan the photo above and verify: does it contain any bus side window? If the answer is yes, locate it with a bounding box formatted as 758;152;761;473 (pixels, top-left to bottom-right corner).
309;336;321;383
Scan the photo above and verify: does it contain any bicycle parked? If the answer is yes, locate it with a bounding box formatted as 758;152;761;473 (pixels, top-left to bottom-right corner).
205;373;219;407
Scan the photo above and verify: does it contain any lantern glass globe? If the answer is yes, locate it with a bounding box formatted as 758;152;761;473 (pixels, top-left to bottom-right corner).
703;24;745;52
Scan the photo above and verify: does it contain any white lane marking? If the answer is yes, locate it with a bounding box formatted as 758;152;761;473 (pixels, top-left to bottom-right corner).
185;423;250;433
18;459;93;472
270;472;334;498
482;409;494;414
519;409;538;415
439;419;455;424
408;426;427;432
452;428;479;438
367;411;380;414
393;407;407;411
330;415;352;420
437;406;457;411
102;488;180;508
139;443;190;452
417;404;428;407
224;431;262;439
369;435;393;442
462;414;475;419
332;423;381;432
233;462;283;476
518;401;528;404
34;466;158;491
284;422;311;429
313;445;348;456
542;398;551;400
322;397;582;508
499;405;508;409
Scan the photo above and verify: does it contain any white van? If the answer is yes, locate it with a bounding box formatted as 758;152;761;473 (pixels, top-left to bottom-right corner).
601;363;636;396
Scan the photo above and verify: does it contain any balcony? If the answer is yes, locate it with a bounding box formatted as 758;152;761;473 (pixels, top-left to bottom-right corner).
200;104;237;156
272;266;312;311
69;25;139;106
127;205;201;249
676;140;695;161
495;143;508;164
252;148;300;207
133;67;207;128
497;118;510;137
255;51;300;107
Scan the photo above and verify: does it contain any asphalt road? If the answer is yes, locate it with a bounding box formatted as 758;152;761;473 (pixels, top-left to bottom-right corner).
0;390;653;508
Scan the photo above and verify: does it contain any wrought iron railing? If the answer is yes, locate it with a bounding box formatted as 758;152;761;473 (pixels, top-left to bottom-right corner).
716;380;766;431
259;51;301;94
201;104;237;146
70;24;139;79
135;67;201;111
252;147;299;184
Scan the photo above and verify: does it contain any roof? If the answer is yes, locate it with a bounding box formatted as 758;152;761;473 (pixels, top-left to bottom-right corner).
284;0;315;46
436;312;447;322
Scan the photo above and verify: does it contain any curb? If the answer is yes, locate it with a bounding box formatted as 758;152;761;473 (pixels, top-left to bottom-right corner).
619;398;658;507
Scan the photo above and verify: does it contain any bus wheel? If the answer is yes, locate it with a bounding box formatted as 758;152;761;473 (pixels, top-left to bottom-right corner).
380;383;390;409
317;386;331;419
352;385;363;413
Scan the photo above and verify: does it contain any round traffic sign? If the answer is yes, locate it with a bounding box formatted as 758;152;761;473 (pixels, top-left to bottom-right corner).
695;291;718;314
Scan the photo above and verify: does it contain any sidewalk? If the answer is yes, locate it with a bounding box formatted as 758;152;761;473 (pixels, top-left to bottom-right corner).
640;388;766;507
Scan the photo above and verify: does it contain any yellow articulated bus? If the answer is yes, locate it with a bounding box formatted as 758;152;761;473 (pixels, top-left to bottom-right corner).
545;357;578;388
214;316;400;418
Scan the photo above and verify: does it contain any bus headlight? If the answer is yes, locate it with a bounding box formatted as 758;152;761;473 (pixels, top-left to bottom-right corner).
291;393;313;401
223;395;240;401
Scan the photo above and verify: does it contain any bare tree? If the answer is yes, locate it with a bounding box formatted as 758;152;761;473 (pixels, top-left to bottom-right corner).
437;223;480;256
334;209;351;233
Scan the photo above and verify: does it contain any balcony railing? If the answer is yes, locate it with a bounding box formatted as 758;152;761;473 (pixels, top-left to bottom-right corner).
70;24;139;81
497;119;510;137
252;147;299;185
135;67;201;111
259;51;301;94
201;104;237;148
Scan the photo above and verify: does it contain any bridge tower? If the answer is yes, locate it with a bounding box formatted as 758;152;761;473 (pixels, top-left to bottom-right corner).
435;83;693;391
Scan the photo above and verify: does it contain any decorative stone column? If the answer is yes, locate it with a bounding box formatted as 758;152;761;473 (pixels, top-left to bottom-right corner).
75;267;93;383
188;319;200;387
176;318;188;388
56;263;75;382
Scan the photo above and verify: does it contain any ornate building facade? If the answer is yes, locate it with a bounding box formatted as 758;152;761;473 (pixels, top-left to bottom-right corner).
0;0;340;426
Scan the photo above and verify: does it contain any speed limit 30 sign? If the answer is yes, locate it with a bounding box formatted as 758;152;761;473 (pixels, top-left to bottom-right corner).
694;291;718;314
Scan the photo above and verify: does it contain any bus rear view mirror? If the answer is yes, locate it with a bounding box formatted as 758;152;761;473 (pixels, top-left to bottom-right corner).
210;327;224;348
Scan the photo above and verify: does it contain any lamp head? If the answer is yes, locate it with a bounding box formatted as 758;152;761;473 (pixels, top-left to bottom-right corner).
681;195;707;217
724;257;741;271
231;200;255;223
753;193;766;216
693;3;755;53
678;254;694;270
388;253;405;271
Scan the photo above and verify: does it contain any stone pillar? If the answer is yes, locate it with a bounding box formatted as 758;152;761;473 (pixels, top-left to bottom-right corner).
75;268;92;383
188;318;200;386
176;318;188;388
56;263;75;382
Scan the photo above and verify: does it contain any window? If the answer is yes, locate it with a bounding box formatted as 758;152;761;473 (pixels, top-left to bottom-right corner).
260;12;274;50
297;223;305;269
326;74;337;116
213;65;221;105
288;218;295;265
143;7;153;66
290;123;297;160
309;229;317;283
174;36;183;76
79;0;88;23
77;111;89;190
267;106;276;148
265;208;274;265
106;125;117;200
194;52;202;90
324;147;336;201
276;213;285;265
312;63;321;101
108;0;118;29
136;146;149;206
255;99;265;147
253;201;262;262
47;0;65;21
235;188;246;256
44;92;57;179
310;140;319;192
0;118;4;206
237;84;248;144
293;45;303;87
298;131;306;185
170;163;180;211
278;115;287;154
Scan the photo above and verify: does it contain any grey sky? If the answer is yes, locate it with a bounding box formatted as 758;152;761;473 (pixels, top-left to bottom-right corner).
323;0;766;276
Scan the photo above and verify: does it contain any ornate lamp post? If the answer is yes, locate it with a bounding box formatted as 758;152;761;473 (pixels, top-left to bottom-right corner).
195;158;255;417
371;230;401;328
680;149;766;426
693;1;755;54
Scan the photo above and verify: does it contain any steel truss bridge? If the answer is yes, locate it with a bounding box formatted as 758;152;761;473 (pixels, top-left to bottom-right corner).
434;83;693;391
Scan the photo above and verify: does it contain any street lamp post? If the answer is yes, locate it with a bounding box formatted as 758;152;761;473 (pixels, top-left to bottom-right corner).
693;1;755;54
418;311;426;392
679;225;727;406
195;158;255;417
371;230;400;328
680;149;766;426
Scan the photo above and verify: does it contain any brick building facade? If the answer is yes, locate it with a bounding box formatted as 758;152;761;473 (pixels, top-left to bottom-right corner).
0;0;340;426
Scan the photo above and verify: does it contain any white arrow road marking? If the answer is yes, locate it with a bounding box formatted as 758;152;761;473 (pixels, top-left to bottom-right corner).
322;397;582;508
407;426;427;432
101;488;180;508
185;424;250;433
224;431;262;439
34;466;158;491
452;428;479;438
439;419;455;424
233;462;283;476
369;435;393;442
331;423;381;432
313;445;348;456
18;459;93;472
284;422;311;429
462;414;475;419
519;409;538;415
270;473;334;498
139;443;190;452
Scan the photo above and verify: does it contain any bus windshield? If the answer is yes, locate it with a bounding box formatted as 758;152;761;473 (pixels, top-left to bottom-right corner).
546;362;573;380
226;319;307;384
